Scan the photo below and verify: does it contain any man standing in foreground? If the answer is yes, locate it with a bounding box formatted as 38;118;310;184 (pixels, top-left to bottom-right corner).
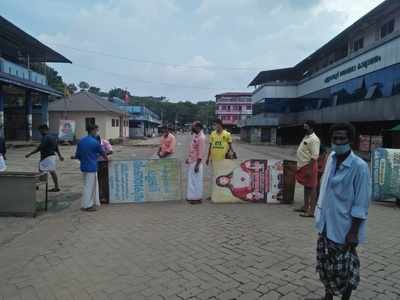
26;124;64;192
72;124;106;211
186;121;206;204
313;123;371;300
157;125;176;158
295;120;320;217
206;119;235;166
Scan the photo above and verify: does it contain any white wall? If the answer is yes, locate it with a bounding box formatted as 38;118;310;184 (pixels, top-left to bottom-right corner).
252;84;297;103
49;112;125;140
299;35;400;96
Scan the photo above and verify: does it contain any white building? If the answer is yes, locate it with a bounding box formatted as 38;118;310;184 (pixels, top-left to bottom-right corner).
242;0;400;145
49;91;129;141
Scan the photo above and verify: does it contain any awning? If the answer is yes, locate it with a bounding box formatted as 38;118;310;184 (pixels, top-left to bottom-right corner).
0;71;63;96
387;124;400;132
0;16;71;63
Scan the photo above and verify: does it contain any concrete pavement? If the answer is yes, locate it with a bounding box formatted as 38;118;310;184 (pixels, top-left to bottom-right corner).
0;134;399;300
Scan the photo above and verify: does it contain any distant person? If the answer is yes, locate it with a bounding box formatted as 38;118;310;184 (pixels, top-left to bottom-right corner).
0;136;6;172
25;124;64;192
157;126;176;158
186;121;206;204
206;119;236;166
96;136;113;203
71;124;106;212
314;123;371;300
295;120;320;217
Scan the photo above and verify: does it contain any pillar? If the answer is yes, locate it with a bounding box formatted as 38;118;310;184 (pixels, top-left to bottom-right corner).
0;85;4;138
25;90;32;141
41;94;49;126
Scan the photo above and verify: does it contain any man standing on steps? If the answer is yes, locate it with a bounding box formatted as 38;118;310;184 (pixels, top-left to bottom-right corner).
25;124;64;192
295;120;320;217
311;123;371;300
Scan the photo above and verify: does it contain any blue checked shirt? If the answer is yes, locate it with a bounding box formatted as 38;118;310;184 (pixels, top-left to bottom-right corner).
315;152;371;245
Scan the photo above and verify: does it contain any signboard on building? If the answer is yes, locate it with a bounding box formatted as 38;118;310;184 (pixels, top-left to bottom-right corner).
58;120;76;141
371;148;400;202
108;159;181;203
211;159;283;204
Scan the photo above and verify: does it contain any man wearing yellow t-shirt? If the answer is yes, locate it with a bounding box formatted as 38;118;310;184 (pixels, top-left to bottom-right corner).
206;119;235;165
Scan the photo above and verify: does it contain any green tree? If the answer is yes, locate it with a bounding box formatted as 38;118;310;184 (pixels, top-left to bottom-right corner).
79;81;90;91
67;83;78;94
108;88;130;100
88;86;101;95
30;63;65;93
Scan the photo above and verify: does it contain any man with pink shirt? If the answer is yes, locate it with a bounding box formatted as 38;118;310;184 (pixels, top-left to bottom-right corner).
185;121;206;204
157;126;176;158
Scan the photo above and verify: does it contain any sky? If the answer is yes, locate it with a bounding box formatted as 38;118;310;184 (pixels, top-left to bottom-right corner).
2;0;386;102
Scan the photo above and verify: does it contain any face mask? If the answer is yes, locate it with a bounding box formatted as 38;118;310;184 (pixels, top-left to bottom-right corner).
331;143;351;155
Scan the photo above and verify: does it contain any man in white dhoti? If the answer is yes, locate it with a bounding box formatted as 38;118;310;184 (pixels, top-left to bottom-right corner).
185;121;206;204
0;136;6;172
71;124;106;211
26;124;64;191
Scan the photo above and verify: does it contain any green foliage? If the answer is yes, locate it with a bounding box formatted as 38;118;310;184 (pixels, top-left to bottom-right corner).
88;86;101;95
109;88;130;99
78;81;90;90
67;83;77;94
30;63;65;93
128;95;215;126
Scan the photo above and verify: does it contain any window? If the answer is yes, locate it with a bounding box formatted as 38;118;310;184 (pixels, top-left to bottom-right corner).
85;118;95;129
112;119;116;127
365;84;382;100
392;79;400;95
381;19;394;39
353;37;364;52
227;106;231;111
116;119;120;127
246;105;251;110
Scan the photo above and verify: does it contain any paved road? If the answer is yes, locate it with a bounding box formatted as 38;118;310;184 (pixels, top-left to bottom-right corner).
0;135;399;299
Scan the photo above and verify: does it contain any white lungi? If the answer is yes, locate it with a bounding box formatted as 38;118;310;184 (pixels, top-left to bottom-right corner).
0;154;6;172
186;162;203;201
39;155;57;172
82;172;100;209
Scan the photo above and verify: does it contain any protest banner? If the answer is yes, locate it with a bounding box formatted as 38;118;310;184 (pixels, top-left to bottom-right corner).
58;120;75;141
371;148;400;202
211;159;285;204
108;159;181;203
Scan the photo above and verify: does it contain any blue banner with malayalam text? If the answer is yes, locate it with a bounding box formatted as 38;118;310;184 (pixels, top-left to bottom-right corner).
108;159;181;203
371;148;400;202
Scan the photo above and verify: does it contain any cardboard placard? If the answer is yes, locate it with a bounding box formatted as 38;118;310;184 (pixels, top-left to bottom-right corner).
211;159;284;204
108;159;181;203
371;148;400;202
